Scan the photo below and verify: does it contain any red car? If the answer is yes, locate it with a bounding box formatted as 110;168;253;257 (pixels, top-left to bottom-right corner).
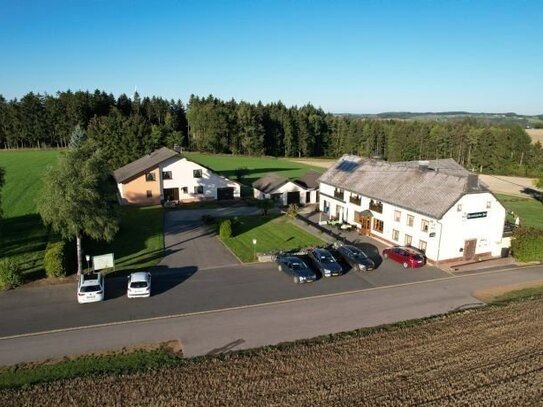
382;246;426;268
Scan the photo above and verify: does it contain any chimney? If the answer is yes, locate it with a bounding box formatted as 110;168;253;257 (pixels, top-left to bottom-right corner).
418;160;430;171
466;173;479;191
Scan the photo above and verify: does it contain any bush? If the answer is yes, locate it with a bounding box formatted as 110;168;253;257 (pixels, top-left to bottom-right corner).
0;258;23;290
219;219;232;240
511;227;543;262
287;204;299;219
44;241;70;278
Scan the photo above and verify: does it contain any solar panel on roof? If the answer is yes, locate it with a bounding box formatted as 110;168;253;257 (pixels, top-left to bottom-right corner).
337;160;359;172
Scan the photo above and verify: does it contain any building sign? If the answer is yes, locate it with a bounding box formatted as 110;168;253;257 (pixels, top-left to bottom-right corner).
429;232;436;237
466;211;487;219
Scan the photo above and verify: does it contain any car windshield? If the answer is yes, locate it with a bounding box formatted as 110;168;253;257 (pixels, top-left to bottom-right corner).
319;254;335;263
413;254;424;260
80;285;101;293
290;261;306;270
130;281;148;288
351;248;367;259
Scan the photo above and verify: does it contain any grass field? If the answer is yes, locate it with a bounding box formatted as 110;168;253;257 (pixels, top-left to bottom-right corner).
0;150;61;278
1;297;541;404
496;193;543;229
184;152;324;184
222;215;325;262
0;150;164;280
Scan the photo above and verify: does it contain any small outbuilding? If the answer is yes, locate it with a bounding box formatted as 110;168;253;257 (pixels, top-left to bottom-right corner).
252;171;320;206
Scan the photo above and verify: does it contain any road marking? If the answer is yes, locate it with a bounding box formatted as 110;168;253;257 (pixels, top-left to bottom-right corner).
0;264;540;342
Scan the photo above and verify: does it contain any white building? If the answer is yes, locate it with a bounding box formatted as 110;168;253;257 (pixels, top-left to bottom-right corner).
318;155;507;264
252;172;320;206
114;147;241;205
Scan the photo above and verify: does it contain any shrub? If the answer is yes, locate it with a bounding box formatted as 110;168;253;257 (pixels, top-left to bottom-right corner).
287;203;299;219
219;219;232;240
511;227;543;262
0;258;23;290
44;241;70;278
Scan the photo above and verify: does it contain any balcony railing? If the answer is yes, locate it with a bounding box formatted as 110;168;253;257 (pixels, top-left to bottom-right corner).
349;195;361;206
369;200;383;213
333;190;345;200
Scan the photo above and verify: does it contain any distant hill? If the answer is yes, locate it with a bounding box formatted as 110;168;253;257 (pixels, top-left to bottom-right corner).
338;111;543;128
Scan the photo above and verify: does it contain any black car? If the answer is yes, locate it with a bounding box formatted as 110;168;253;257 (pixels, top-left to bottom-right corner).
335;244;375;271
307;248;343;277
276;255;317;283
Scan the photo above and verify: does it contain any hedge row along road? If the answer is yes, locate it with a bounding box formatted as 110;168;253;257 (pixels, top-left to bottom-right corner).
1;296;541;405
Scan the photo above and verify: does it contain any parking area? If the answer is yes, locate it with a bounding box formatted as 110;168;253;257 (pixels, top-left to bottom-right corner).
0;206;450;338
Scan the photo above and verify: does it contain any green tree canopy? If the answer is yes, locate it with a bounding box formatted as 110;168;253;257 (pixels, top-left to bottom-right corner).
38;144;119;274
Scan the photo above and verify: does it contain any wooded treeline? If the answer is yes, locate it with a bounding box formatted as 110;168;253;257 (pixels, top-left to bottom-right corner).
1;91;542;176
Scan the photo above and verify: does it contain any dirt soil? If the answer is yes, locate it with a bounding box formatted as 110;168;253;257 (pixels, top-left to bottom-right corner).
2;299;542;406
526;129;543;144
473;280;543;303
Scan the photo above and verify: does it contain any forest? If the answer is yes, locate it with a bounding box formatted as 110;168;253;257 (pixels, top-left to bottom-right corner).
0;91;542;176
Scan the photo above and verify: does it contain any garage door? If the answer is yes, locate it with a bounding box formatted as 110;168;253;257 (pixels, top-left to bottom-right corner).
287;191;300;205
217;187;234;200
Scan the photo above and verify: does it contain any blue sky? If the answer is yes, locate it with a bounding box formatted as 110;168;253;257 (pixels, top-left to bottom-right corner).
0;0;542;114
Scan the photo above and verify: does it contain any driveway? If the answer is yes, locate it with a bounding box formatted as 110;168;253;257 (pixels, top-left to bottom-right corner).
161;207;266;270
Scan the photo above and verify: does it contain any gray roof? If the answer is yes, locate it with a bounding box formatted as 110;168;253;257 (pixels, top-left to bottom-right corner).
319;155;488;219
252;174;289;194
294;171;321;190
113;147;179;183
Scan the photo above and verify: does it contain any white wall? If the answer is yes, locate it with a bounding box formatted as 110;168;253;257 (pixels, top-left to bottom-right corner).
159;157;240;200
318;182;506;262
254;181;313;206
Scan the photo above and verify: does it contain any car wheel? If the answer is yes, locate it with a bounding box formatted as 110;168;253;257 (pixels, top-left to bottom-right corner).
383;252;388;259
403;262;409;269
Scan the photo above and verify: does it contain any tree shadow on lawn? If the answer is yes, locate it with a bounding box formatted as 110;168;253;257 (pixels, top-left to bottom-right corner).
229;214;280;238
104;265;198;300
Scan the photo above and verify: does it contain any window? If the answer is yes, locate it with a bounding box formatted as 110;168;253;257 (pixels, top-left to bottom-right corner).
486;201;492;209
457;204;462;212
392;229;399;241
406;215;414;227
394;210;401;222
349;194;361;205
419;240;427;253
194;186;204;194
146;190;152;198
404;234;412;246
181;187;188;194
334;188;345;200
145;172;156;182
421;219;429;232
193;169;202;178
369;200;383;213
372;218;384;233
162;171;172;180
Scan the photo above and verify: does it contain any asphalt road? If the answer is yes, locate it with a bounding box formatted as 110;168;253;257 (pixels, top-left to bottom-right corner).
1;266;541;365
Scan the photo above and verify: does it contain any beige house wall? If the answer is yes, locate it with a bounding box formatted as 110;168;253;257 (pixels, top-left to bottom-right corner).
120;167;161;205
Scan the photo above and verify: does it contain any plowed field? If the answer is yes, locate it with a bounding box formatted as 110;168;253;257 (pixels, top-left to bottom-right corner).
2;299;542;406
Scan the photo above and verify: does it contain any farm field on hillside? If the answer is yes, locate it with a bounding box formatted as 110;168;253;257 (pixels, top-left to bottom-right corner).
184;153;324;184
496;193;543;229
526;128;543;144
2;298;541;405
221;215;325;262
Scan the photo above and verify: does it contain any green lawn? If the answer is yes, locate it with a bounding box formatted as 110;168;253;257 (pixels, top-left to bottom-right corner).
222;215;325;262
0;150;164;281
85;206;164;274
184;153;324;184
495;193;543;229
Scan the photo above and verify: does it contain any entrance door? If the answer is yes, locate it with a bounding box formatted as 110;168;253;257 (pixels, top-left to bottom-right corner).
287;191;300;205
305;191;311;204
464;239;477;260
163;188;179;202
360;216;371;235
217;187;234;200
336;205;344;221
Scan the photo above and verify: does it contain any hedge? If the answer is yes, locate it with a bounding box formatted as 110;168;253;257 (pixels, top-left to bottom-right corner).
44;241;71;278
0;258;23;290
511;227;543;262
219;219;232;240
